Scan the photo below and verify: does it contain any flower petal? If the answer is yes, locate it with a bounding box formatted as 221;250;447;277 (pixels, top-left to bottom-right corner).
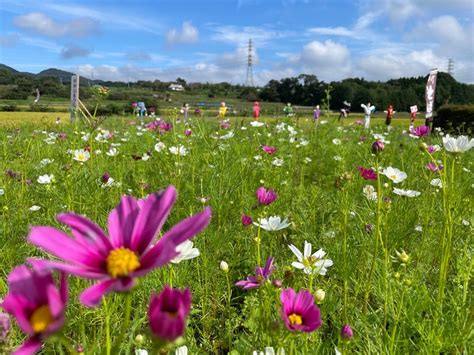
107;195;140;248
288;244;303;262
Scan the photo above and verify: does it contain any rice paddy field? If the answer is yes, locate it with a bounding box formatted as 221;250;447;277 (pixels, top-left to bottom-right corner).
0;112;472;354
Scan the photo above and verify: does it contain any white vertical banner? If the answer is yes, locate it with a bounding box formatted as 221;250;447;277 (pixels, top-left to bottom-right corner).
70;74;80;122
425;69;438;121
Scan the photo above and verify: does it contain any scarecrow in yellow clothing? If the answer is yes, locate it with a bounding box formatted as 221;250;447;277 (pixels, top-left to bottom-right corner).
218;102;228;119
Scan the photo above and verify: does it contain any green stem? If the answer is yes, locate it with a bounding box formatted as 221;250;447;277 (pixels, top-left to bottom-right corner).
389;286;405;353
111;293;132;353
103;298;111;355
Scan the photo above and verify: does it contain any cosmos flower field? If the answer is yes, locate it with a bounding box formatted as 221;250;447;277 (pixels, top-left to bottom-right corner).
0;114;472;354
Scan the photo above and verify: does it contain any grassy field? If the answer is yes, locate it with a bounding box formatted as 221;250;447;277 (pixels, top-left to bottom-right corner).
0;112;472;354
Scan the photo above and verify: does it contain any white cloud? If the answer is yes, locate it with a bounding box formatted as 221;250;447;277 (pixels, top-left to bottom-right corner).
308;27;357;38
210;25;292;47
166;22;199;44
61;45;92;59
14;12;99;37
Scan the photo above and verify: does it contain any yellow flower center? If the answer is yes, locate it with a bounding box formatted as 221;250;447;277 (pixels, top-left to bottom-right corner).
255;275;264;283
288;313;303;325
106;247;140;278
389;175;397;181
303;256;317;267
30;305;54;333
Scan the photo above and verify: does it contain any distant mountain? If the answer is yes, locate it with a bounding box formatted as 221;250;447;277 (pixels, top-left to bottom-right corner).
0;64;91;84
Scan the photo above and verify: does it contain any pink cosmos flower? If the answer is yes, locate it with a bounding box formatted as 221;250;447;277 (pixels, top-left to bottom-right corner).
341;324;354;340
148;286;191;342
372;140;384;154
357;166;377;180
236;257;274;289
220;121;231;129
261;145;277;154
184;129;192;136
426;162;443;173
411;125;430;137
256;187;277;206
28;186;211;307
241;214;253;226
1;261;67;354
280;288;321;332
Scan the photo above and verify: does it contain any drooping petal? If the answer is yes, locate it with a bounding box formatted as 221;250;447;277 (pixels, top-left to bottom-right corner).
130;187;176;254
79;278;135;307
303;241;312;258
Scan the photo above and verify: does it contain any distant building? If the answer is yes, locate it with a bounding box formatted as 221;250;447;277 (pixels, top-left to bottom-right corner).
169;84;184;91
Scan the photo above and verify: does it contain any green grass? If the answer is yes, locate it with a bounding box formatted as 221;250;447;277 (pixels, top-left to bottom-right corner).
0;113;472;354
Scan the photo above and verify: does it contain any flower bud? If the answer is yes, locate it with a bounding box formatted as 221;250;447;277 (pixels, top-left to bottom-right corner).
396;249;410;264
272;279;282;288
314;289;326;303
419;142;428;152
241;213;253;226
341;324;353;340
220;261;229;273
371;140;385;154
135;334;144;344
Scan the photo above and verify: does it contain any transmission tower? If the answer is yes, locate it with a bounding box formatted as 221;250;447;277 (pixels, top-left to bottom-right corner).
447;59;454;76
245;38;254;87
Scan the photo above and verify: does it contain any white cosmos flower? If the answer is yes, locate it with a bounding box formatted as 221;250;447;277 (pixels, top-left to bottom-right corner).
106;147;119;156
304;157;312;164
37;174;54;184
253;216;290;231
415;225;423;232
142;153;150;161
332;138;341;145
289;241;333;276
254;155;262;161
253;347;285;355
442;135;474;153
29;205;41;211
154;142;166;152
175;346;188;355
362;185;377;201
462;219;470;226
73;149;90;162
220;131;234;139
250;121;265;127
0;188;4;196
38;158;54;168
333;155;342;161
81;133;90;141
169;145;189;155
171;240;200;264
382;167;407;183
430;178;442;188
135;350;148;355
393;188;421;197
272;158;284;166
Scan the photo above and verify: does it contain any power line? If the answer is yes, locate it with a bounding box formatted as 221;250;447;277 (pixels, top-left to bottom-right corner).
245;38;254;87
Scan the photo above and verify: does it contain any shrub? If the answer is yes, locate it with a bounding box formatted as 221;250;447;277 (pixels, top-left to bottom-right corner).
0;104;17;112
434;104;474;135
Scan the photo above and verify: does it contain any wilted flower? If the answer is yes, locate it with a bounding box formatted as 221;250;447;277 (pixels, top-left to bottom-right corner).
236;257;275;289
442;135;474;153
393;249;410;264
357;166;377;180
256;187;277;205
426;162;443;172
365;223;374;234
288;241;333;275
148;286;191;342
272;279;283;288
0;313;10;343
253;216;290;231
280;288;321;332
28;186;211;307
362;185;377;201
1;262;67;354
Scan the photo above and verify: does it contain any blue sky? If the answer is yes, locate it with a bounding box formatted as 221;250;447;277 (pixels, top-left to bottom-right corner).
1;0;473;84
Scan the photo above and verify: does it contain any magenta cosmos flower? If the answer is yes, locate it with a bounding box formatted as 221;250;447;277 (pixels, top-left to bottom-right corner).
371;140;384;154
261;145;277;154
1;261;67;354
256;187;277;205
357;166;377;180
411;125;430;137
280;288;321;332
148;286;191;342
241;213;253;226
236;257;275;289
28;186;211;307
